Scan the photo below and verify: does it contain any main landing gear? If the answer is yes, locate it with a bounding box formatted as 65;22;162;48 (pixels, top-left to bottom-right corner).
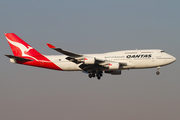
88;71;103;80
156;67;160;75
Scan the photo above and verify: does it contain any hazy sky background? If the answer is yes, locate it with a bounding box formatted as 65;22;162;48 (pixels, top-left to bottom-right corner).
0;0;180;120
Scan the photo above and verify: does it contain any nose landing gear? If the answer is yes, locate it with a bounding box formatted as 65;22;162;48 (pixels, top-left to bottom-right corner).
156;67;160;75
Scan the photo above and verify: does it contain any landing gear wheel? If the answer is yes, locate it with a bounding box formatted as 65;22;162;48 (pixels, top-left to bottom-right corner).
88;73;93;78
96;74;101;80
156;71;160;75
97;76;101;80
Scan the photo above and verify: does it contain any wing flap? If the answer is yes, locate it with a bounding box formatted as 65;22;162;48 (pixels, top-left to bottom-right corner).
65;57;82;64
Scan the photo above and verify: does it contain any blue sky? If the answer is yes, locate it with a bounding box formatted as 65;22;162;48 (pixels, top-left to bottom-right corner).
0;0;180;120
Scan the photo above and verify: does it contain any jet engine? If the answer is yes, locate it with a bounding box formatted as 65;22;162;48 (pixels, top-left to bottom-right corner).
83;57;95;64
107;62;120;70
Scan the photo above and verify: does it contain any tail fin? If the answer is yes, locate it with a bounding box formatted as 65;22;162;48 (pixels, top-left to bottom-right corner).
5;33;62;70
5;33;42;58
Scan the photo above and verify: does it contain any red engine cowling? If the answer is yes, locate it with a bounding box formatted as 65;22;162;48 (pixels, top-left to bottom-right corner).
105;70;121;75
83;57;95;64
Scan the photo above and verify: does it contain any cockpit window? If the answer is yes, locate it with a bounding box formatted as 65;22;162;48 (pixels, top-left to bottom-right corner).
161;51;165;53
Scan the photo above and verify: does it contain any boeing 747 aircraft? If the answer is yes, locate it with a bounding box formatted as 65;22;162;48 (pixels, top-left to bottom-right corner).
5;33;176;79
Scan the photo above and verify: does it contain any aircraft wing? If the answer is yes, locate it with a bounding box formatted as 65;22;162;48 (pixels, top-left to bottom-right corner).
47;43;106;62
46;43;82;58
46;43;127;71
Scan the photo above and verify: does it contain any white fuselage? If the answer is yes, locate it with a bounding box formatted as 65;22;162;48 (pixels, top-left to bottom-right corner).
45;49;176;71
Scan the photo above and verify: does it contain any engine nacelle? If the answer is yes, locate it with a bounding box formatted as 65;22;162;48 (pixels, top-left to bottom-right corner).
10;58;16;63
83;57;95;64
105;70;121;75
108;62;120;70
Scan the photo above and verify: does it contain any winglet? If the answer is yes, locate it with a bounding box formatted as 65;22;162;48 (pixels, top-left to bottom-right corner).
46;43;56;48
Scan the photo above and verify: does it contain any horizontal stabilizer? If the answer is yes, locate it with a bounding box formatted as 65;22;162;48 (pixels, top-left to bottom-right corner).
5;54;34;62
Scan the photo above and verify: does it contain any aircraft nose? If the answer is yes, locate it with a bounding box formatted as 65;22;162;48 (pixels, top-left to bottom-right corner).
172;56;176;62
170;55;176;63
166;54;176;64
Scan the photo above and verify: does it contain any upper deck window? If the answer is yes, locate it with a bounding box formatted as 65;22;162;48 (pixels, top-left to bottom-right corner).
161;51;165;53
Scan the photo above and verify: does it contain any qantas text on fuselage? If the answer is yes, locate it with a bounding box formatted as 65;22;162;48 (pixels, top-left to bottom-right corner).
126;54;152;58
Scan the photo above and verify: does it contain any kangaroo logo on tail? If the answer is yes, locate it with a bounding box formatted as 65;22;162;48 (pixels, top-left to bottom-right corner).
25;46;34;53
5;33;38;61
